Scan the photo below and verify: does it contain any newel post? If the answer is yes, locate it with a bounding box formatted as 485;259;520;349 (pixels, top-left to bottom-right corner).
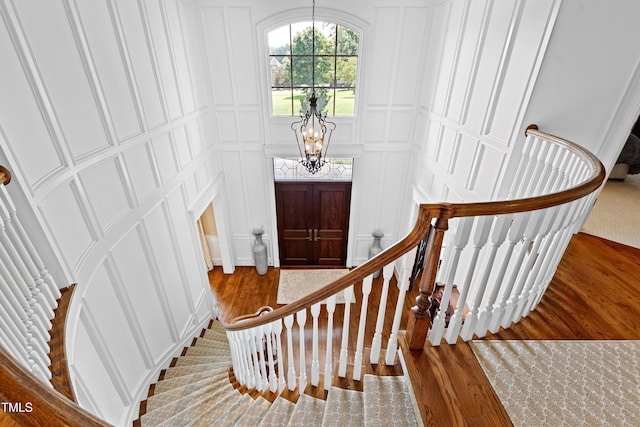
405;215;449;350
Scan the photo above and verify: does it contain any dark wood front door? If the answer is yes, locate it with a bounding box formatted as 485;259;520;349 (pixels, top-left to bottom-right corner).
275;182;351;266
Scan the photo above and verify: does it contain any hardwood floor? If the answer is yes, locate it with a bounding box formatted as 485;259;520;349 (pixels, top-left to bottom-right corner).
209;232;640;426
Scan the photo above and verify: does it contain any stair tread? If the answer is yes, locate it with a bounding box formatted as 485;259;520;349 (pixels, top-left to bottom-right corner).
195;336;231;348
363;375;418;426
175;354;232;367
286;394;326;427
322;387;364;427
163;362;231;380
157;384;240;427
141;381;223;426
259;398;295;427
190;391;253;427
146;370;229;411
186;345;231;357
233;397;271;427
154;367;229;394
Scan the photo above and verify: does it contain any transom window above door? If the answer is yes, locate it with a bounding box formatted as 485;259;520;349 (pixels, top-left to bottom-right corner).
268;21;359;116
273;157;353;181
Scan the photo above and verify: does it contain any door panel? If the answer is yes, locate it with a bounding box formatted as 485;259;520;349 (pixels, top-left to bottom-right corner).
275;183;313;265
275;182;351;266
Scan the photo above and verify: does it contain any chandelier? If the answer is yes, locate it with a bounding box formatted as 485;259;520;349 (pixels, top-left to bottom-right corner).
291;0;336;175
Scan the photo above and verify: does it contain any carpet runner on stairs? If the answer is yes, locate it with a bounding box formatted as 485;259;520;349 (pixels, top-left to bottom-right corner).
137;320;420;426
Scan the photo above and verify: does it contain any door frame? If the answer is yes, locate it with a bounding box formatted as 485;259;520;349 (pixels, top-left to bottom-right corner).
265;155;358;268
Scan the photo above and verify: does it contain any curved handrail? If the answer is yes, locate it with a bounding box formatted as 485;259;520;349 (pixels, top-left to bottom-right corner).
0;345;110;426
0;165;11;185
224;127;605;331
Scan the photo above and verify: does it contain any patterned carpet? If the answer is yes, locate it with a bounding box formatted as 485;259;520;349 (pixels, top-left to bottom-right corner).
276;269;352;304
470;340;640;427
582;173;640;249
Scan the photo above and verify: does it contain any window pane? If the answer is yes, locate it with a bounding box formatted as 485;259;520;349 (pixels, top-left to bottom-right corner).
317;22;335;55
292;56;313;86
270;56;290;87
337;26;359;55
291;22;313;54
334;89;355;116
269;26;291;54
336;57;357;88
314;56;334;87
272;89;293;116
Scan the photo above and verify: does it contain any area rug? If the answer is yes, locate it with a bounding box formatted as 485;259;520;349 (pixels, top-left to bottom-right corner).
277;269;353;304
470;340;640;427
582;173;640;249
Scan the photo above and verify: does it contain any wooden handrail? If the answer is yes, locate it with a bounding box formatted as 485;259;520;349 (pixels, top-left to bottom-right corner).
0;345;110;426
224;126;604;332
0;165;11;185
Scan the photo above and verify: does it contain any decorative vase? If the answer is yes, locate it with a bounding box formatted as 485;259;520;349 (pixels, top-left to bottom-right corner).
368;230;384;278
252;228;268;275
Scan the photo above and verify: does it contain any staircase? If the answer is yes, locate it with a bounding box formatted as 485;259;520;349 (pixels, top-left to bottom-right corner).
136;321;420;426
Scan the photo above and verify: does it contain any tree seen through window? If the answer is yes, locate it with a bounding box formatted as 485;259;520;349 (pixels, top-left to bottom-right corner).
268;21;359;116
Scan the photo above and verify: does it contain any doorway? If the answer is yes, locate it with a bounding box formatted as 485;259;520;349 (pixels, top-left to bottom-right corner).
275;182;351;266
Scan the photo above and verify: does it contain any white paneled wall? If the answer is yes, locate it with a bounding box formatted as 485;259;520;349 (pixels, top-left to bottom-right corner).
412;0;561;203
0;0;217;425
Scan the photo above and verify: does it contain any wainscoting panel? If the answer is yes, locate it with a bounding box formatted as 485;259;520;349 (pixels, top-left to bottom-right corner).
122;142;159;205
142;203;193;326
72;316;127;426
113;0;168;130
151;131;179;184
73;0;143;142
10;0;112;161
81;263;147;397
393;8;431;107
227;8;259;106
173;124;193;169
38;181;96;276
110;227;173;360
199;6;234;106
486;0;557;144
78;156;133;234
165;0;196;115
166;186;209;305
143;0;183;120
365;8;402;107
0;20;65;191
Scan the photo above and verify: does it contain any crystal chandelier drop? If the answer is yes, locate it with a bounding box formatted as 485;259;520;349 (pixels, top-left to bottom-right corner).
291;0;336;175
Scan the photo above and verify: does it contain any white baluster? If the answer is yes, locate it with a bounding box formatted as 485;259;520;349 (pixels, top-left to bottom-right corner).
241;330;255;389
229;331;245;386
513;207;559;322
263;323;277;392
431;217;475;345
386;270;410;365
284;314;296;391
0;185;60;306
296;309;307;392
473;214;513;338
272;319;286;392
500;210;545;329
0;196;54;324
370;263;394;363
338;285;354;378
446;216;495;343
247;328;264;391
353;275;372;381
310;302;321;387
487;213;530;334
324;295;336;389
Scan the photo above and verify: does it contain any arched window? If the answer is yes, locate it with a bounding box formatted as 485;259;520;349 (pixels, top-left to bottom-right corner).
268;21;359;116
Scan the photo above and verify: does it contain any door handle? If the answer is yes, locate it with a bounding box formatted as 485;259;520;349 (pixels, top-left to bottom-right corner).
306;229;313;241
314;229;319;241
